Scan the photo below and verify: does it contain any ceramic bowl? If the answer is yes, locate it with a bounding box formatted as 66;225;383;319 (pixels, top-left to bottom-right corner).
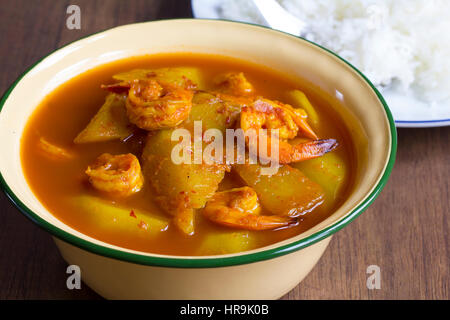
0;19;396;299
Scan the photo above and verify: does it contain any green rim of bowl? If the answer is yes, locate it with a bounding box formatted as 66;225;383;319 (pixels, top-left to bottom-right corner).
0;19;397;268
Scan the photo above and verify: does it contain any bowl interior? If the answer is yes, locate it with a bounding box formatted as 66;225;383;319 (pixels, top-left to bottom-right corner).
0;20;394;266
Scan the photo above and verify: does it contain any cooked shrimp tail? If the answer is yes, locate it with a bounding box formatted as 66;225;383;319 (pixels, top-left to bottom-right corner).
206;210;296;231
101;82;131;94
203;187;294;231
279;138;338;164
290;107;318;140
38;137;73;160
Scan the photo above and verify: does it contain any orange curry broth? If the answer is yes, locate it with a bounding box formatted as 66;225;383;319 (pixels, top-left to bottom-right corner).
21;53;356;256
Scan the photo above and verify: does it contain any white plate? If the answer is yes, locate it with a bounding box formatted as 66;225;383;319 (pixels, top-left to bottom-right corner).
191;0;450;128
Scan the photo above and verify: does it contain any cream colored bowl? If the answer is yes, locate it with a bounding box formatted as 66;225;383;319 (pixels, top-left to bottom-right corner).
0;19;396;300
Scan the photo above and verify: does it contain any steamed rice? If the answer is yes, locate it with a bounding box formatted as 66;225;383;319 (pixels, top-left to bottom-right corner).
218;0;450;107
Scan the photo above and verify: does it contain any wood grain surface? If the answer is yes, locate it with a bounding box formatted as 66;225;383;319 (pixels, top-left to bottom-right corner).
0;0;448;300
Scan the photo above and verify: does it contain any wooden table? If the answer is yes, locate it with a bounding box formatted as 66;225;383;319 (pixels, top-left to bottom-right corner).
0;0;448;300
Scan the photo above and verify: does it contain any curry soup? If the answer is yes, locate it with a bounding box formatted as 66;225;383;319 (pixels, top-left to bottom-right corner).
21;53;356;256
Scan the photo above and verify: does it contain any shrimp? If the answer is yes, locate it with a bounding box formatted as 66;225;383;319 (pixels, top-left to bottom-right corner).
214;72;254;96
277;138;338;164
86;153;144;197
38;137;73;160
203;187;295;230
255;135;338;164
102;79;194;130
241;98;318;140
240;98;337;164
